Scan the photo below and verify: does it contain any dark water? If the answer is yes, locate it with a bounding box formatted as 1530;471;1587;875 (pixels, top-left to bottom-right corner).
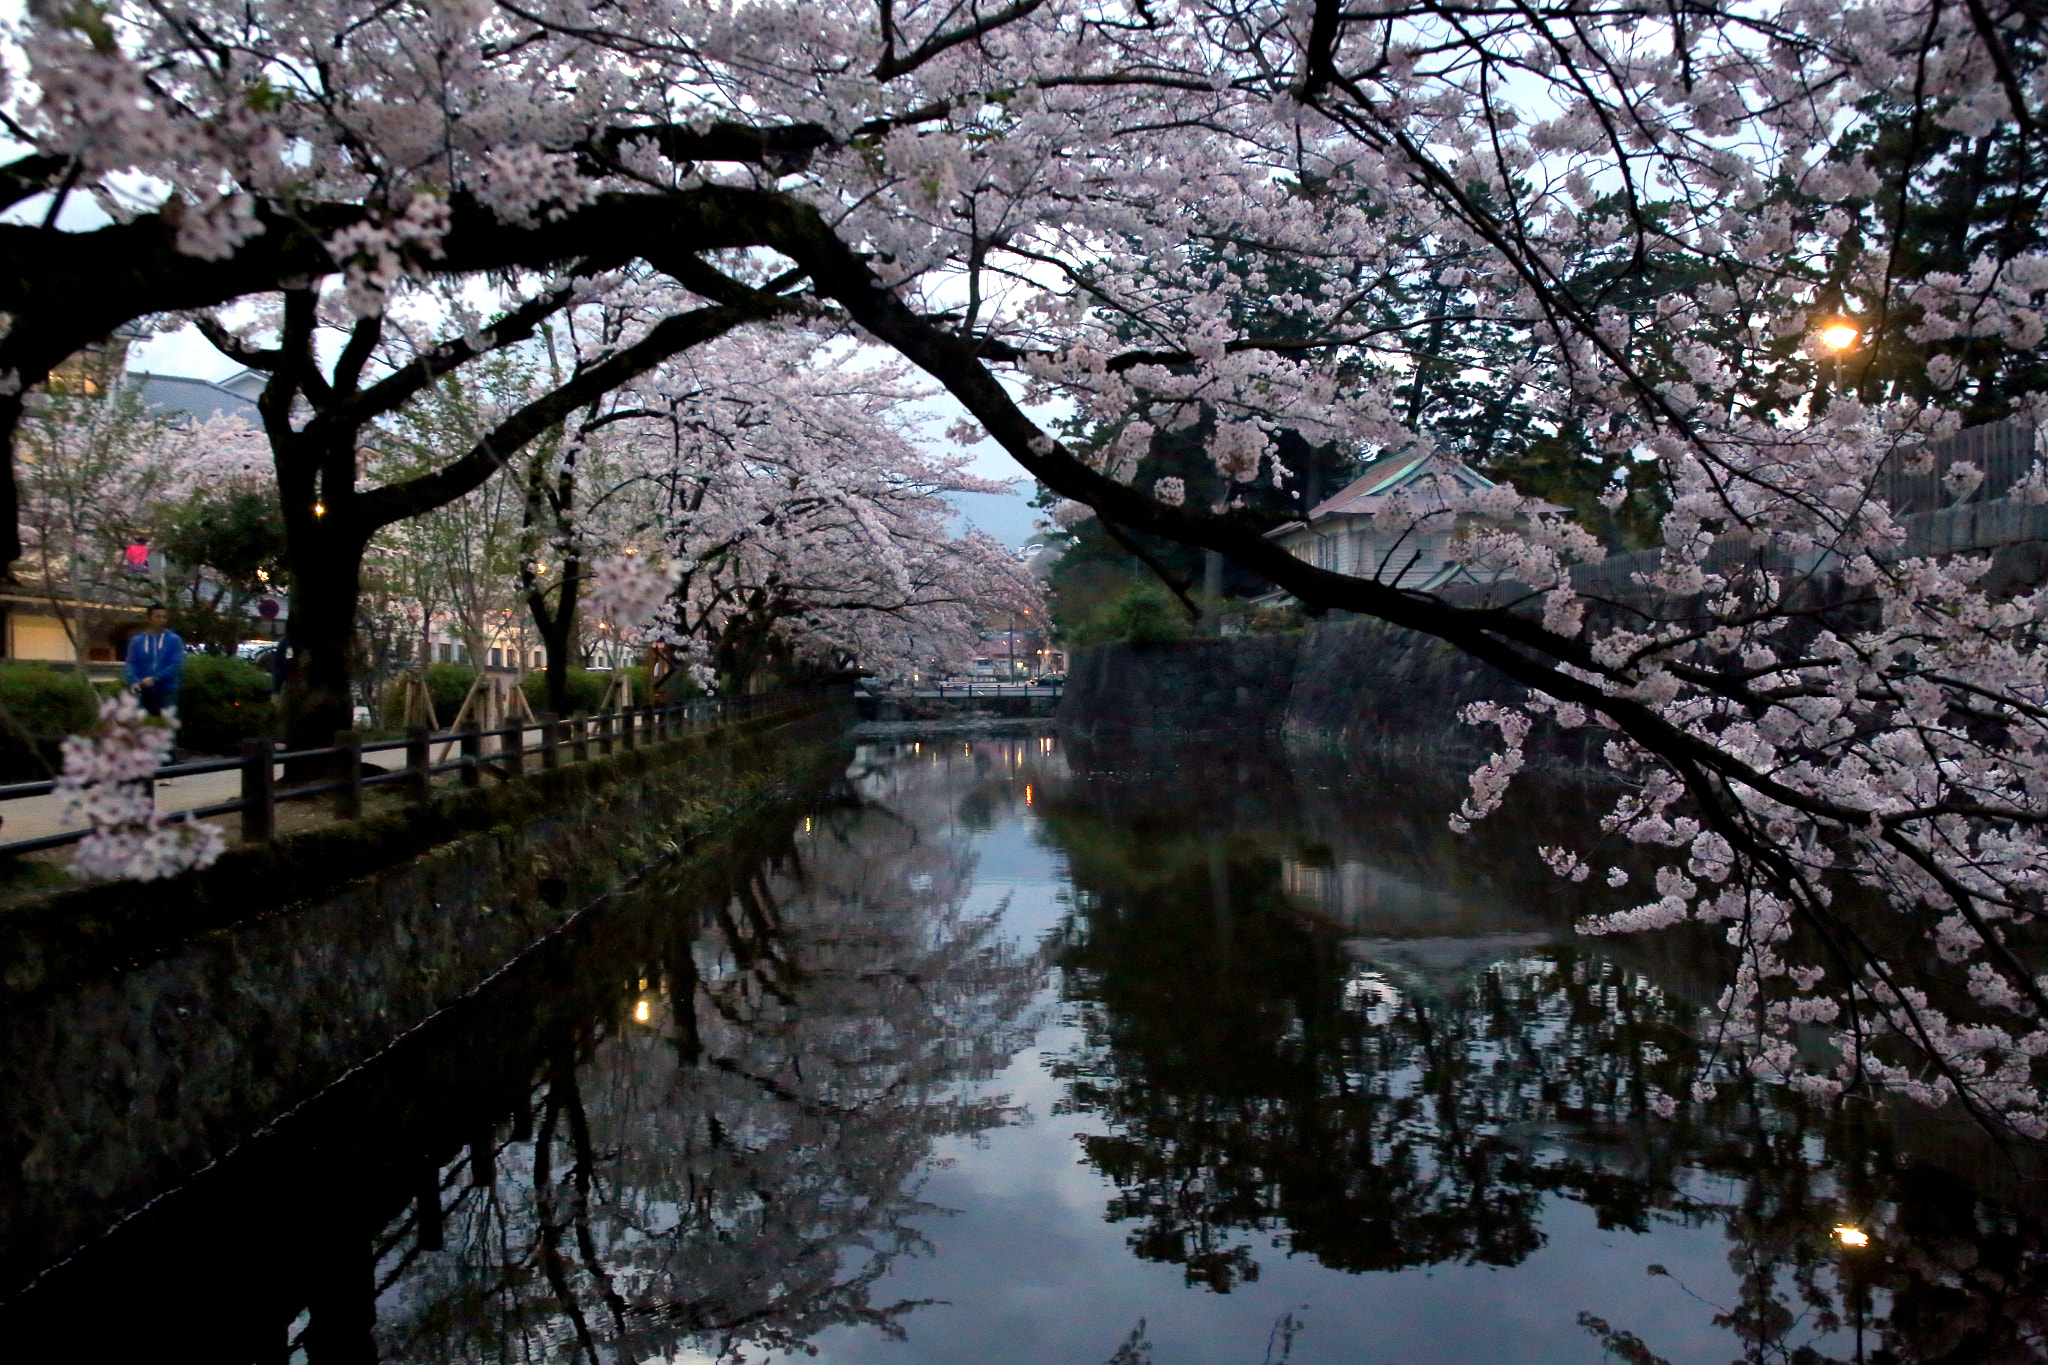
5;732;2047;1363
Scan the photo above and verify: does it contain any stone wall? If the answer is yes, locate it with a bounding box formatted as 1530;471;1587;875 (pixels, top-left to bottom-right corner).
1059;622;1605;768
0;701;844;1002
1057;633;1300;743
0;703;851;1290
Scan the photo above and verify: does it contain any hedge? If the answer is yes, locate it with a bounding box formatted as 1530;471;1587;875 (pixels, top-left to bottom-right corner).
0;664;100;779
176;654;277;754
520;666;612;715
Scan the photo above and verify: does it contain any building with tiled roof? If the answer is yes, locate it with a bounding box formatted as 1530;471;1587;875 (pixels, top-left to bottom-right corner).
1259;445;1561;596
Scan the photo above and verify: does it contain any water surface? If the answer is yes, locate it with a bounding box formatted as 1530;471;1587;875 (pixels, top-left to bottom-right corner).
6;731;2045;1364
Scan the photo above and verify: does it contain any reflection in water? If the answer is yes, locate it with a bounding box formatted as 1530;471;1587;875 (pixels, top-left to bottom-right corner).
6;733;2048;1363
373;756;1049;1363
1047;739;2048;1364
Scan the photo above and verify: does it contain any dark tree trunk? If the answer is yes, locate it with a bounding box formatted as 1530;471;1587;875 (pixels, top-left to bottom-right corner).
524;558;581;714
281;520;370;755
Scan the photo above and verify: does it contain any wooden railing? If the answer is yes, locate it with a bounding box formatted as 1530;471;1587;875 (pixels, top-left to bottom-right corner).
0;691;813;857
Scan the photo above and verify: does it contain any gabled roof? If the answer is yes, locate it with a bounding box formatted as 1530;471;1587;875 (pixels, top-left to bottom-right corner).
130;373;261;426
1305;444;1564;520
1309;446;1500;518
217;369;267;400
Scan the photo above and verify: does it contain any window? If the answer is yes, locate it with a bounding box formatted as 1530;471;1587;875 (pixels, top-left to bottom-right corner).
490;647;503;668
439;642;452;662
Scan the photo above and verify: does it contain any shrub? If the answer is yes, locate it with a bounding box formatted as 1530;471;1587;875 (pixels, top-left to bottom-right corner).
380;662;478;729
0;663;100;779
520;666;611;716
424;662;477;720
560;665;652;710
177;653;276;754
1070;582;1192;648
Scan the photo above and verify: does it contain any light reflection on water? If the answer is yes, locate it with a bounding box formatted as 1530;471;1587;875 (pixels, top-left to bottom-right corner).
365;733;2048;1364
8;731;2046;1363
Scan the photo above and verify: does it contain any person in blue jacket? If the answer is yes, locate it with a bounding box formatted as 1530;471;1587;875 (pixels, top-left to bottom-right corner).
125;603;186;720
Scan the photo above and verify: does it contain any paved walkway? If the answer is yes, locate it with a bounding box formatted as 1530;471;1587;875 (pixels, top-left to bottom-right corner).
0;766;253;842
0;727;554;844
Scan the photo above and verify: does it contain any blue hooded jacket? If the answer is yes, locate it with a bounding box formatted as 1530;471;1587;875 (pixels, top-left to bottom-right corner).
125;628;185;694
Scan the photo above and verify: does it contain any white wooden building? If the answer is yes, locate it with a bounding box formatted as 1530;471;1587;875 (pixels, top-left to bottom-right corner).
1260;447;1559;596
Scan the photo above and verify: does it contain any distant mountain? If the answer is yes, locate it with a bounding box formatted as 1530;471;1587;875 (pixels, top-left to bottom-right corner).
946;489;1040;550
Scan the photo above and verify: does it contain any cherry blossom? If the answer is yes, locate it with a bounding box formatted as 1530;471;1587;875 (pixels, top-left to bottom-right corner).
57;692;222;882
3;0;2048;1135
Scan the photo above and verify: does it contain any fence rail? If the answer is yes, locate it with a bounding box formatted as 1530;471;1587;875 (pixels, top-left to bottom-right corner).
857;683;1062;699
0;691;813;859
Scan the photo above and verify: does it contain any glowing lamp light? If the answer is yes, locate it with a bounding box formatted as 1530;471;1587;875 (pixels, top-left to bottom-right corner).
313;501;326;518
1819;323;1860;352
633;999;652;1024
1834;1225;1869;1247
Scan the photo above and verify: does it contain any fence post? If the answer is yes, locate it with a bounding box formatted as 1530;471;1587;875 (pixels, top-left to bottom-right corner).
406;726;431;803
460;718;482;788
240;739;274;843
539;711;560;771
620;705;638;752
572;714;589;763
333;729;363;821
503;717;525;779
597;711;614;757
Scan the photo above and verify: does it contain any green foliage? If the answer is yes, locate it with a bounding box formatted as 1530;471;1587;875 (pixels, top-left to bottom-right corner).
177;653;276;754
423;663;477;720
1825;45;2048;423
618;665;654;704
1068;583;1192;649
160;486;287;589
159;485;289;653
520;666;610;715
0;663;99;779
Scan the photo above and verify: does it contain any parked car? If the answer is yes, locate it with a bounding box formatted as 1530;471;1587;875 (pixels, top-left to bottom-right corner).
1033;672;1066;687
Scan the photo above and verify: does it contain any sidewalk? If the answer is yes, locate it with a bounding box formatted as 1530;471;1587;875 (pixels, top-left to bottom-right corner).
0;726;552;845
0;767;255;843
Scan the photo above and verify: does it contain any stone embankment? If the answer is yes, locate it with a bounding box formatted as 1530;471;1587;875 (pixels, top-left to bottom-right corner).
1060;623;1555;768
0;699;851;1294
0;698;848;1003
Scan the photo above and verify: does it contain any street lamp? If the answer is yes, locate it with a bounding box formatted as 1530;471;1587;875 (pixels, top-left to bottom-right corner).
1815;321;1860;414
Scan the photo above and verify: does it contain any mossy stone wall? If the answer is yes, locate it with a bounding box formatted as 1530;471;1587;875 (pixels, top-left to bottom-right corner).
0;702;850;1287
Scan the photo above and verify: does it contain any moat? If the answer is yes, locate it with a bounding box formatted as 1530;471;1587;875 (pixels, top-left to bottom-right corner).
3;729;2043;1363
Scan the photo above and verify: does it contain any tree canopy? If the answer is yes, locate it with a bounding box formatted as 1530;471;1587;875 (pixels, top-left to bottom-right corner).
10;0;2048;1135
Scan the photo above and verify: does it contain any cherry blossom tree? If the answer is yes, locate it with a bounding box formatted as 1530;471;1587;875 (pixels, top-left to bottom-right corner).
8;0;2048;1135
188;273;788;746
15;350;260;665
585;331;1038;691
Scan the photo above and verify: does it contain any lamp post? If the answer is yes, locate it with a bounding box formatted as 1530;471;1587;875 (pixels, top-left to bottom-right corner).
1817;320;1859;413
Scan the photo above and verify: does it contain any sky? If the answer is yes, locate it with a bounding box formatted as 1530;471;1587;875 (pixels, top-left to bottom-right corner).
128;325;1050;550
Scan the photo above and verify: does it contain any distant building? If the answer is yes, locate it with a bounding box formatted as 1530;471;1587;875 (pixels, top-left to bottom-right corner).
1259;446;1559;597
4;346;265;669
130;370;263;427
